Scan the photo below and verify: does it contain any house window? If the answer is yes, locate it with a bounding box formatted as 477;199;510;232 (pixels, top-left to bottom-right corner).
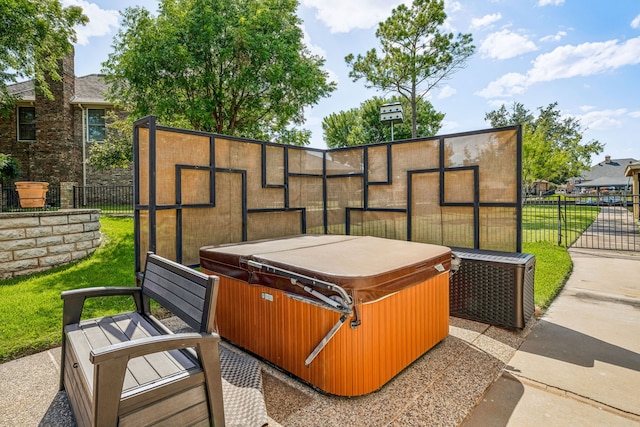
18;106;36;141
87;109;106;142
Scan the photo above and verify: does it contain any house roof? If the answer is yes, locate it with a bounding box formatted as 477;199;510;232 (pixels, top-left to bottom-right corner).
6;74;110;105
574;176;632;188
6;79;34;99
582;158;638;181
72;74;110;104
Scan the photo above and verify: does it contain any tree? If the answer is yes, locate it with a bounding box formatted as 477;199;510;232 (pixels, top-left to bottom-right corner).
0;153;21;183
102;0;335;146
88;112;134;170
484;103;533;128
322;109;363;148
0;0;87;117
485;102;604;188
345;0;474;138
323;96;444;148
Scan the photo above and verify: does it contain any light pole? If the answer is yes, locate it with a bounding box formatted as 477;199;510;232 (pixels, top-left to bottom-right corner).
380;102;404;141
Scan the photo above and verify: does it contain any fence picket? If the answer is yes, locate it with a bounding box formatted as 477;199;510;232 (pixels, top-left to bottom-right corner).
4;185;637;249
523;194;640;251
73;185;134;214
1;184;61;211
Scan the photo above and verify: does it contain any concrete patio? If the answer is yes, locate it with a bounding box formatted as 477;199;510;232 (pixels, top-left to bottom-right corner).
1;247;639;426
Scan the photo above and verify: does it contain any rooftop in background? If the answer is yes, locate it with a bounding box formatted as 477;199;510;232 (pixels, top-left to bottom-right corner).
572;156;637;188
7;74;109;105
583;156;638;181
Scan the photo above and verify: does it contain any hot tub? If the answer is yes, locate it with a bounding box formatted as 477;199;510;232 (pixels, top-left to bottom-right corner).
199;235;451;396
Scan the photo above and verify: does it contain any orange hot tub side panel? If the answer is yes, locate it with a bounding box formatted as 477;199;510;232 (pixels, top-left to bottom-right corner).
205;268;450;397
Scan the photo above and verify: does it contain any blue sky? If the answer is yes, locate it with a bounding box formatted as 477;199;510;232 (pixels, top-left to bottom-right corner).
66;0;640;164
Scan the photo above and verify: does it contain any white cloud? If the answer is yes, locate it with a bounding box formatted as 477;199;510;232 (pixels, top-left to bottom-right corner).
573;109;626;130
528;38;640;83
301;26;339;85
438;85;457;99
539;31;567;43
437;1;463;33
440;120;460;132
487;99;508;108
302;0;409;33
538;0;564;6
470;13;502;29
475;72;528;98
301;26;327;58
632;14;640;29
446;1;462;14
325;69;340;86
477;36;640;98
63;0;120;46
628;111;640;118
479;29;538;60
580;105;596;112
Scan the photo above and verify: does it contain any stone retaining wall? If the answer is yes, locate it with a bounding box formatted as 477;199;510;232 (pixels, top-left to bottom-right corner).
0;209;101;279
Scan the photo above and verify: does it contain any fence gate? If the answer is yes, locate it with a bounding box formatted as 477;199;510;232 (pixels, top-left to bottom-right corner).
571;199;640;251
523;195;640;252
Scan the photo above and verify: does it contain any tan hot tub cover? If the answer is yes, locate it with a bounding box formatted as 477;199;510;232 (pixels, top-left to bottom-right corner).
200;234;451;303
200;234;451;396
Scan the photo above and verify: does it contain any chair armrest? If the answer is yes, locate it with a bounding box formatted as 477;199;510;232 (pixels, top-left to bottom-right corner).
61;286;141;300
88;332;223;426
61;287;142;326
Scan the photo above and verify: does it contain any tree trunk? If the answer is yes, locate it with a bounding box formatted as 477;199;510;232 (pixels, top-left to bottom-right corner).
411;83;418;139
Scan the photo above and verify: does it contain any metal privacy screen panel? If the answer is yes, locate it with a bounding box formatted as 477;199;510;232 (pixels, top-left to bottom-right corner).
133;116;521;269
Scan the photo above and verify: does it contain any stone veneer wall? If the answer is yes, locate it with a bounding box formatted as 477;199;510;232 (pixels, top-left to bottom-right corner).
0;209;101;279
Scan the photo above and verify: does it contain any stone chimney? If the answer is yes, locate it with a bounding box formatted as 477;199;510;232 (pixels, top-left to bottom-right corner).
30;47;80;184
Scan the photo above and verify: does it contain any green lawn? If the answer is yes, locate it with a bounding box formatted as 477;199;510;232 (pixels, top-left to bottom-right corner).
522;202;599;309
1;207;594;362
0;217;137;362
523;241;572;310
523;202;600;246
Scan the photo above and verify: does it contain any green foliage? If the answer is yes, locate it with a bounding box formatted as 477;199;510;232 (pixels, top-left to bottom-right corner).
323;96;444;147
102;0;335;145
345;0;474;138
88;111;134;170
323;109;363;148
0;153;21;182
485;102;604;187
274;128;314;146
0;0;88;117
0;217;136;362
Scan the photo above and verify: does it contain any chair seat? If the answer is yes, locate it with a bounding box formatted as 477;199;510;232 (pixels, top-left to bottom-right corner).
65;312;201;397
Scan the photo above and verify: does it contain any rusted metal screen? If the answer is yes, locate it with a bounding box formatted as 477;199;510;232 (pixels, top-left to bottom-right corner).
134;117;521;270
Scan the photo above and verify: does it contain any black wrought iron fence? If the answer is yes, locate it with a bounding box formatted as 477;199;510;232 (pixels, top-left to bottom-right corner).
0;184;60;211
5;184;637;249
73;185;133;214
523;195;640;251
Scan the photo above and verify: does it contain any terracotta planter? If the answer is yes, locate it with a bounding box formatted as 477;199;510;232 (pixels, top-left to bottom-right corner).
15;181;49;208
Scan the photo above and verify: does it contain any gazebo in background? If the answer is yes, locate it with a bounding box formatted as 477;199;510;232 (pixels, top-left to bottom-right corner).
625;161;640;219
